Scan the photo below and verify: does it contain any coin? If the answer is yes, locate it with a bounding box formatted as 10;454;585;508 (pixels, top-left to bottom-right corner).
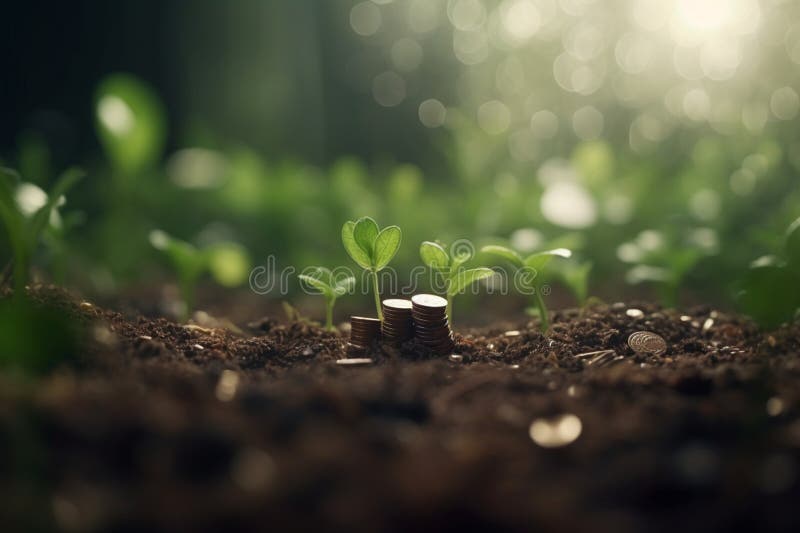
350;316;381;348
383;298;413;310
381;299;414;343
411;294;448;310
627;331;667;355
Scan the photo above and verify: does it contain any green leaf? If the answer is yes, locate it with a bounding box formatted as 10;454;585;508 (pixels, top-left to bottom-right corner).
342;221;372;269
420;241;449;270
480;245;523;267
786;216;800;269
206;242;251;288
737;264;800;329
373;226;401;270
0;169;23;239
333;275;356;296
29;167;84;244
353;216;380;258
447;267;495;296
299;273;335;298
95;74;166;175
561;261;592;304
524;248;572;271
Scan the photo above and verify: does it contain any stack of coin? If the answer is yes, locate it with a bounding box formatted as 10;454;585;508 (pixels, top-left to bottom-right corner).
349;316;381;353
381;298;414;343
411;294;455;354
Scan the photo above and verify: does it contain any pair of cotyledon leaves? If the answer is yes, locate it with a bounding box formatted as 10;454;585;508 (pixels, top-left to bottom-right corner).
298;267;355;299
342;217;402;272
419;241;495;297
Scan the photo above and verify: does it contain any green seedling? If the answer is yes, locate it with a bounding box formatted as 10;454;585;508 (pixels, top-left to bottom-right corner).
737;217;800;328
617;229;709;307
559;260;593;307
299;267;355;331
150;230;251;320
0;167;84;299
341;216;401;320
481;244;572;332
420;241;494;322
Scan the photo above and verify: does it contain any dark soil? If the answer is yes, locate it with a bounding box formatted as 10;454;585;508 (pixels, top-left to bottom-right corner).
2;286;800;532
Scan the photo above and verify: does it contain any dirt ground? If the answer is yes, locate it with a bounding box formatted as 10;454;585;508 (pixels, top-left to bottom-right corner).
1;286;800;532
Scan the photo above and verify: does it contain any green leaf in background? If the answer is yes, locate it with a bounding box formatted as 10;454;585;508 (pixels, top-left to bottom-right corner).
29;167;84;243
333;273;356;296
420;241;450;270
785;216;800;269
207;242;251;288
353;216;379;258
342;221;372;269
447;267;495;296
95;73;166;176
373;226;402;270
480;245;523;267
561;261;593;305
524;248;572;271
737;264;800;329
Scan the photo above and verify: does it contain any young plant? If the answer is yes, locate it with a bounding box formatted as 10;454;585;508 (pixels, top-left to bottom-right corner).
150;230;251;320
0;167;84;299
341;216;401;320
419;240;494;322
298;267;355;331
481;244;572;332
737;217;800;328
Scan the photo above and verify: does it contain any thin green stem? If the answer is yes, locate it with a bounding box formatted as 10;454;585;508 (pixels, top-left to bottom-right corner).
533;286;549;333
325;297;335;331
371;270;383;320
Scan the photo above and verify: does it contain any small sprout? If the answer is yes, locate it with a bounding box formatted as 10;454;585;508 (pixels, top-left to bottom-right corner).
419;240;494;322
149;230;251;320
0;166;84;299
95;74;166;177
481;244;572;332
341;216;401;320
298;267;355;331
738;217;800;328
559;260;593;306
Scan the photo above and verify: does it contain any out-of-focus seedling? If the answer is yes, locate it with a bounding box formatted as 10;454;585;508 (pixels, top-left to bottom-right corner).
559;260;593;307
0;167;84;299
299;267;355;331
617;229;712;307
737;217;800;328
481;244;572;332
341;216;401;320
420;240;494;322
149;230;251;320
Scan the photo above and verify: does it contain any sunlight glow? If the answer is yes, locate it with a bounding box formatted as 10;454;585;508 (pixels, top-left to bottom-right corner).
98;95;134;136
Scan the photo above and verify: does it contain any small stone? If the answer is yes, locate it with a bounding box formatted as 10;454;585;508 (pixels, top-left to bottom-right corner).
215;370;239;402
626;308;644;318
193;343;204;350
702;318;714;332
139;335;153;341
680;315;692;322
449;354;463;362
529;414;582;448
504;330;521;337
509;364;520;369
766;397;784;417
336;358;373;366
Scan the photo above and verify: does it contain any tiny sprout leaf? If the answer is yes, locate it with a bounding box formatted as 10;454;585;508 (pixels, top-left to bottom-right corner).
524;248;572;271
373;226;402;270
353;216;380;258
447;267;495;296
481;245;523;267
30;168;84;242
299;273;335;298
342;221;372;269
786;216;800;269
420;241;450;270
334;275;356;296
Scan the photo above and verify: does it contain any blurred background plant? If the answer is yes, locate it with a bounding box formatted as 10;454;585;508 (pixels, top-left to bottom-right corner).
2;0;800;320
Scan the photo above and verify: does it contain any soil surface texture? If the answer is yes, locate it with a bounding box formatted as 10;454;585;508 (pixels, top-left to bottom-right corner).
2;286;800;532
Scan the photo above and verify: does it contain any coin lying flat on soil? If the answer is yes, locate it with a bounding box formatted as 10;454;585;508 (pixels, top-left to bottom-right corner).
627;331;667;356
